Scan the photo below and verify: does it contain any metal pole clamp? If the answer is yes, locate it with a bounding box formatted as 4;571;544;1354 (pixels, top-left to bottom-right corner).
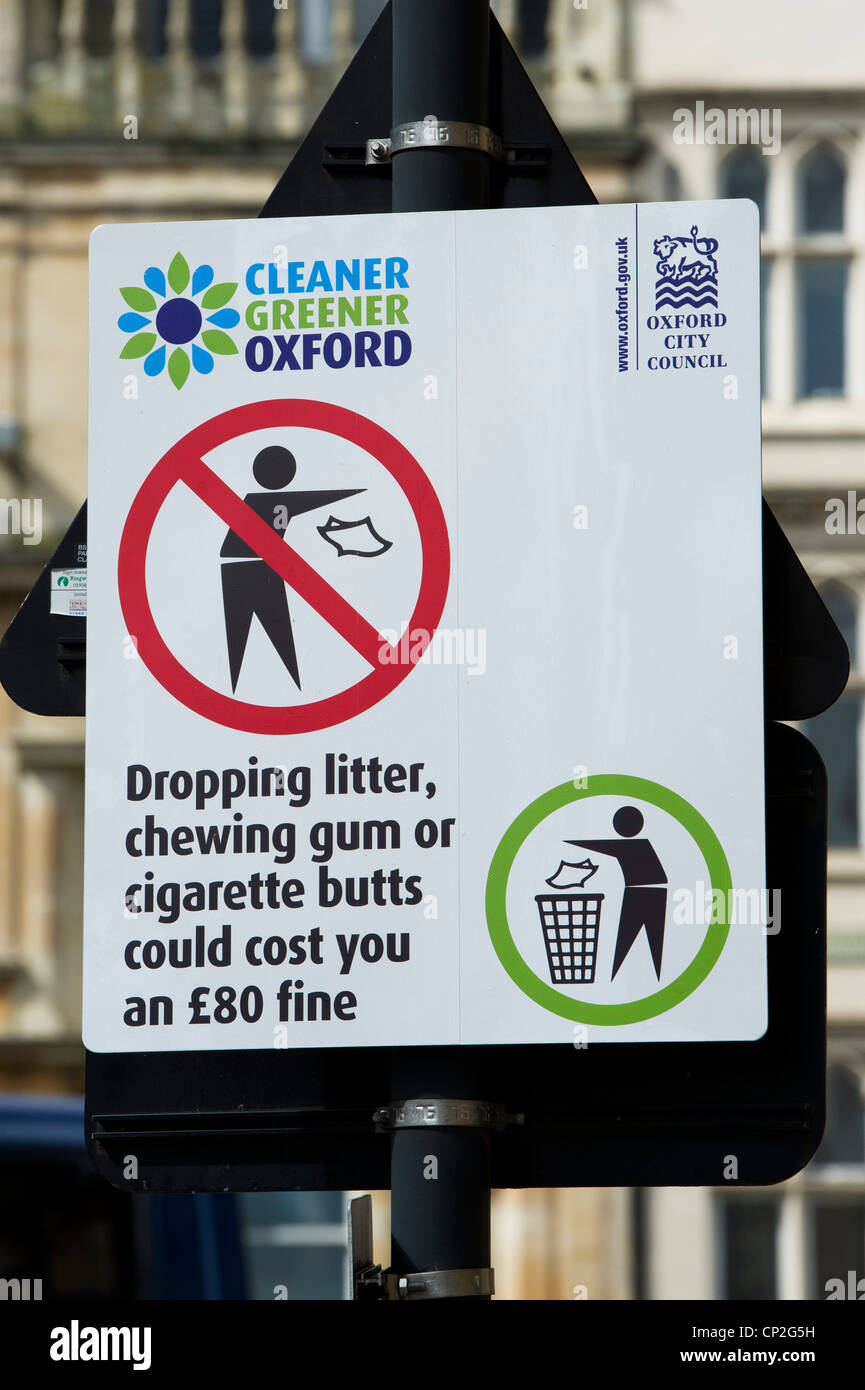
366;115;504;166
373;1098;520;1131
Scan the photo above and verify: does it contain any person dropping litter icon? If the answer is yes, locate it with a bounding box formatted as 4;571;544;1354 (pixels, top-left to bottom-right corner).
219;444;367;692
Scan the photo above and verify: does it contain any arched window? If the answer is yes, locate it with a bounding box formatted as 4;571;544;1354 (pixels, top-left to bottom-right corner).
793;146;848;398
804;583;859;846
796;256;847;398
720;148;767;228
797;144;846;235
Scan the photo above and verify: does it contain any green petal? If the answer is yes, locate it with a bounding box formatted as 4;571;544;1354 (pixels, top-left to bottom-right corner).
120;286;157;312
168;347;190;389
201;281;238;309
167;252;190;294
119;332;157;359
201;329;238;356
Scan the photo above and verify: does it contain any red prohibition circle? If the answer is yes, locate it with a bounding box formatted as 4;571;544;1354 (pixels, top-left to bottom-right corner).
117;399;450;734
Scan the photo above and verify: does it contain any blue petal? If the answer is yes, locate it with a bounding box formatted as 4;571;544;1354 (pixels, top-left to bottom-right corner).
118;311;151;331
205;308;240;329
143;267;166;297
192;264;214;297
192;343;214;375
144;345;166;377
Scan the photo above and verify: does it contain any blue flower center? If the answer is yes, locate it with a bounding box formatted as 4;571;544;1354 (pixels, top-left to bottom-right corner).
156;297;202;345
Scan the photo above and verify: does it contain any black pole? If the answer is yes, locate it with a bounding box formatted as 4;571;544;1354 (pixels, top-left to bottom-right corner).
392;0;491;213
388;0;494;1299
390;1123;492;1278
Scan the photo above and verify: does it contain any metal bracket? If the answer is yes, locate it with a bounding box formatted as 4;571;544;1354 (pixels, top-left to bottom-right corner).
387;1267;495;1300
357;1264;495;1301
349;1196;494;1301
348;1193;376;1300
372;1098;521;1131
366;114;504;166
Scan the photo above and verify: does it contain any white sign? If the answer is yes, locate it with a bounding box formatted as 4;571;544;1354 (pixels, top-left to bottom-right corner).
84;200;765;1052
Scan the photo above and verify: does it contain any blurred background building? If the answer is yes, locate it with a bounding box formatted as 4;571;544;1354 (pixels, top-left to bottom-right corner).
0;0;862;1300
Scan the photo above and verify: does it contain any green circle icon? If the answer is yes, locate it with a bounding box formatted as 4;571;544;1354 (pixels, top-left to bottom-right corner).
485;775;733;1025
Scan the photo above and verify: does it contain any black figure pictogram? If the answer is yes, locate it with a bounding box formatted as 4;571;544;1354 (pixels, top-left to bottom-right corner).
567;805;668;981
220;445;362;692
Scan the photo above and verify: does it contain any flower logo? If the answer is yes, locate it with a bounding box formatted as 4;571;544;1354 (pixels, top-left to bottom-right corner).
117;253;239;389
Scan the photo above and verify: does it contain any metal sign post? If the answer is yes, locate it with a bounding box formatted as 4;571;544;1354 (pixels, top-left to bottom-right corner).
384;0;495;1301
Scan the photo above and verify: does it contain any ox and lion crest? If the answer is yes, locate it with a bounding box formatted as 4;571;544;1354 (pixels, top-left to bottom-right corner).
652;223;719;309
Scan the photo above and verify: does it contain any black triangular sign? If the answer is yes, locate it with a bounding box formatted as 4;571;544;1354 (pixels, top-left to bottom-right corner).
0;502;87;715
763;503;848;719
260;3;596;218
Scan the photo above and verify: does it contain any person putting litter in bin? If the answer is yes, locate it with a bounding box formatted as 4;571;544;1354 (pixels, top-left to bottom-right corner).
567;805;668;981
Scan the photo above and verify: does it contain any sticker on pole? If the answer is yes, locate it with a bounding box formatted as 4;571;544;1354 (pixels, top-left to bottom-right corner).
117;400;450;734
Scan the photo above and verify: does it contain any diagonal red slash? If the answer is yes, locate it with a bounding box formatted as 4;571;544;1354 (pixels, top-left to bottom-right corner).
180;454;398;668
118;400;450;735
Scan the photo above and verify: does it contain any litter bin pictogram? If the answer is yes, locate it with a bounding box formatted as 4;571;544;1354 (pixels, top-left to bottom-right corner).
535;893;605;984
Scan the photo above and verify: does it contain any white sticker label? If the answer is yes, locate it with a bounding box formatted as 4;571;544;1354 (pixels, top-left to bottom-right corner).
51;568;87;616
